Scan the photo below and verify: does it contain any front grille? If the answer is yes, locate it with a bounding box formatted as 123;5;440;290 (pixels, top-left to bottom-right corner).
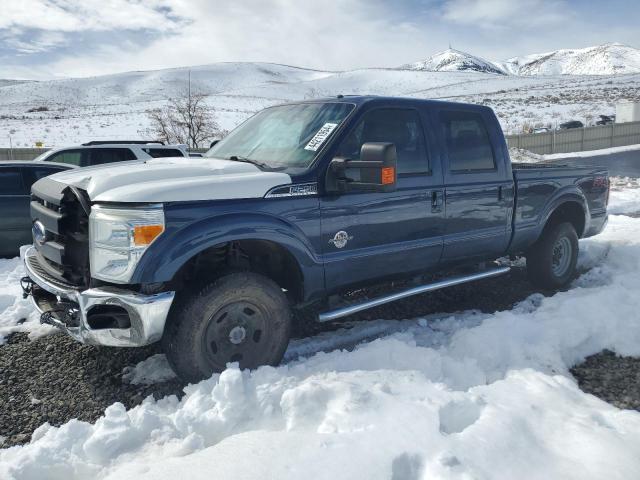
26;254;77;291
31;178;90;287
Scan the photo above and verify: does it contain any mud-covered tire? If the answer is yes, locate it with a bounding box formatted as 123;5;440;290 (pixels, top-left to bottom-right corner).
526;222;579;290
162;272;291;382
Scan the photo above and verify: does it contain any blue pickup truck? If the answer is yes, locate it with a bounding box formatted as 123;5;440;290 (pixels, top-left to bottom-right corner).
22;96;609;381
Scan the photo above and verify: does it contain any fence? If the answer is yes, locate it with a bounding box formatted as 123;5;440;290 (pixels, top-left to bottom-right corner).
505;121;640;155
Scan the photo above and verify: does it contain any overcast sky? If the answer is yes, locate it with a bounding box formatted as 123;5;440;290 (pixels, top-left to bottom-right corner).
1;0;639;79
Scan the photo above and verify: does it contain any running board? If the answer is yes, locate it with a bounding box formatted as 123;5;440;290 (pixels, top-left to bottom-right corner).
317;266;511;322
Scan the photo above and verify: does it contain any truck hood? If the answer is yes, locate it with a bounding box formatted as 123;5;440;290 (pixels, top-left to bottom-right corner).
47;157;292;203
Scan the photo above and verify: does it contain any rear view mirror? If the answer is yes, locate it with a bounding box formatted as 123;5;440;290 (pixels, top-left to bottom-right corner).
326;142;397;193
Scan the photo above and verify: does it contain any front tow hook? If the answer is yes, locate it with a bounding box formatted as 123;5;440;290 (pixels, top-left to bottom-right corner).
20;276;35;299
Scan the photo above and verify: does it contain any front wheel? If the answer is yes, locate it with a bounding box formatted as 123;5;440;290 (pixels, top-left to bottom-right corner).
162;272;291;382
526;222;579;290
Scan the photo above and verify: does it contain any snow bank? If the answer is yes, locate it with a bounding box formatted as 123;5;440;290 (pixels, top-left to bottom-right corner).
608;177;640;216
540;143;640;161
510;144;640;164
2;212;640;479
2;189;640;479
0;250;51;344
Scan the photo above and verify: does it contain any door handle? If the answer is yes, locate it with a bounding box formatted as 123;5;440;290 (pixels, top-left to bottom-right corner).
498;185;503;201
431;190;443;213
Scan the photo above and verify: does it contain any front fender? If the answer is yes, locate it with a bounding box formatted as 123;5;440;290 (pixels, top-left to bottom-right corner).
130;210;324;299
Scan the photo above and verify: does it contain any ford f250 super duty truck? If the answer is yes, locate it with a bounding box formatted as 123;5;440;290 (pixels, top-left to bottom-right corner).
22;96;609;381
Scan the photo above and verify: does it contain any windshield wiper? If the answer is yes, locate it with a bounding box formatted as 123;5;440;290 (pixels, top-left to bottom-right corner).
227;155;285;171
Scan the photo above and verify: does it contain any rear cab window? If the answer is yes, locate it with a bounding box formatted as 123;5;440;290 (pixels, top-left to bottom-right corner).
440;110;496;173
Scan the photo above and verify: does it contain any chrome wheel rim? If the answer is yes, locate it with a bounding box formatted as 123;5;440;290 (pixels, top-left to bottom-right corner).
551;236;572;277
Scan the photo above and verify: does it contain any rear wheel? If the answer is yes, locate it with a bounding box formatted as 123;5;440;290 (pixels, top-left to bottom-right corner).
526;222;579;290
163;272;291;382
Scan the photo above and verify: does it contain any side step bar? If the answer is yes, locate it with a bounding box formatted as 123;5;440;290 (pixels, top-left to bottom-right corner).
317;266;510;322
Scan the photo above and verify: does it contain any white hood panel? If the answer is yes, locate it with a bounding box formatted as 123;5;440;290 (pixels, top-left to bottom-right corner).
48;157;292;203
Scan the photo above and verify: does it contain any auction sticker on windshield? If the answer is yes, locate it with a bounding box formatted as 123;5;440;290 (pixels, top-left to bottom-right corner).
304;123;338;151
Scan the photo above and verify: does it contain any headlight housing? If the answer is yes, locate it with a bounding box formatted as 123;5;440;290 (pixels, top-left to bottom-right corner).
89;205;165;283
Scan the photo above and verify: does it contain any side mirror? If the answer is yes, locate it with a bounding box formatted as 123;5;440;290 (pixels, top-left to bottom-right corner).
326;142;397;193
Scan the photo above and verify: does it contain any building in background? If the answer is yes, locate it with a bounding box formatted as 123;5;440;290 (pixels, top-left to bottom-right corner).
616;101;640;123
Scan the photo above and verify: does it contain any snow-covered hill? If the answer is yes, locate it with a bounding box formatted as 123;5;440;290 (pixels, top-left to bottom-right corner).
1;45;639;147
400;48;506;75
501;43;640;76
0;63;333;106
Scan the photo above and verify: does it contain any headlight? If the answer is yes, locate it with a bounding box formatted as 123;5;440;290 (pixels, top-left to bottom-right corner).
89;205;164;283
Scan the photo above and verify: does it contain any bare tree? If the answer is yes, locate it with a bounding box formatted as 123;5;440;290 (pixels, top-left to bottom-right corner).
144;90;223;149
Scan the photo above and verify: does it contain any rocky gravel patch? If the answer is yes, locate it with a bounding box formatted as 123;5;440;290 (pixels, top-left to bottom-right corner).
0;333;183;447
571;351;640;412
0;264;636;448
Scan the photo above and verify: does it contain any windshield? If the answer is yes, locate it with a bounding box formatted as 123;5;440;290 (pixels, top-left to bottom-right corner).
204;102;354;171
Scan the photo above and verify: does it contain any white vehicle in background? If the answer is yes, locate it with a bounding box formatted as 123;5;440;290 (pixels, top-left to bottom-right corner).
33;141;189;167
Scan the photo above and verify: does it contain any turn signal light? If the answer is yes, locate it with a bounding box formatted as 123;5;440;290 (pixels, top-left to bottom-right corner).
133;224;164;246
381;167;395;185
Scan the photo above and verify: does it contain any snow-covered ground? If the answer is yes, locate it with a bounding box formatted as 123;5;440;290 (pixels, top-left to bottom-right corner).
1;186;640;479
510;144;640;164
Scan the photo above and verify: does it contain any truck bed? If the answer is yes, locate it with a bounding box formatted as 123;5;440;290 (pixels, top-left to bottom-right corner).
509;161;609;253
512;162;607;180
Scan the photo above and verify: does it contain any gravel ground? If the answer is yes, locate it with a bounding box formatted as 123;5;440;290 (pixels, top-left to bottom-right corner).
571;351;640;411
0;265;637;448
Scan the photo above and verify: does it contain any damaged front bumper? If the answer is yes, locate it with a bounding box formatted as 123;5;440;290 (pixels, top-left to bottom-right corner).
22;246;174;347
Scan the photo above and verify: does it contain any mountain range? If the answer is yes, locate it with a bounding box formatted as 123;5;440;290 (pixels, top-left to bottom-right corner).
402;43;640;76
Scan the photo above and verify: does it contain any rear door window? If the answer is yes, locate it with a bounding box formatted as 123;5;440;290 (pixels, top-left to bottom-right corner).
46;149;84;166
440;111;496;172
88;148;137;166
0;168;27;195
142;148;185;158
24;166;69;190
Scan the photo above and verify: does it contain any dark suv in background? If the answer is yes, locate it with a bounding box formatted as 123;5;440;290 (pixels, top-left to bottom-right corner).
33;141;189;167
0;161;73;257
1;141;189;257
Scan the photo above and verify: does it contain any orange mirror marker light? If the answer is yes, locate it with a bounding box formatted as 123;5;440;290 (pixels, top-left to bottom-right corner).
381;167;395;185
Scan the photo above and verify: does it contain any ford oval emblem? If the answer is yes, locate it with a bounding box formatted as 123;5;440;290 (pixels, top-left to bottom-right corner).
32;221;47;246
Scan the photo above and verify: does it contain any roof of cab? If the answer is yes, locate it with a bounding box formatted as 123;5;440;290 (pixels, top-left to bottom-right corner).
288;95;493;112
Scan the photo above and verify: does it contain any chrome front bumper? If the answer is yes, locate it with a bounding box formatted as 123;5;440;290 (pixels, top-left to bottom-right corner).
22;246;175;347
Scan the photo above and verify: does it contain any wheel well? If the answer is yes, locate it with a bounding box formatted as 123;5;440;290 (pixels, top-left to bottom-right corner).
546;201;585;237
173;239;304;302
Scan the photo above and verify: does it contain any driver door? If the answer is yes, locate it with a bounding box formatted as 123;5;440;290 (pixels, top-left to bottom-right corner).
320;106;445;293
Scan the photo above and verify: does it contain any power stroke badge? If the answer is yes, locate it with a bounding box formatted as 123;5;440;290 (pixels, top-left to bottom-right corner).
328;230;353;249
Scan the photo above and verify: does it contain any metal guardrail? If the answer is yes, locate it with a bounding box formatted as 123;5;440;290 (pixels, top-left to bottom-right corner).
505;121;640;155
0;147;51;161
